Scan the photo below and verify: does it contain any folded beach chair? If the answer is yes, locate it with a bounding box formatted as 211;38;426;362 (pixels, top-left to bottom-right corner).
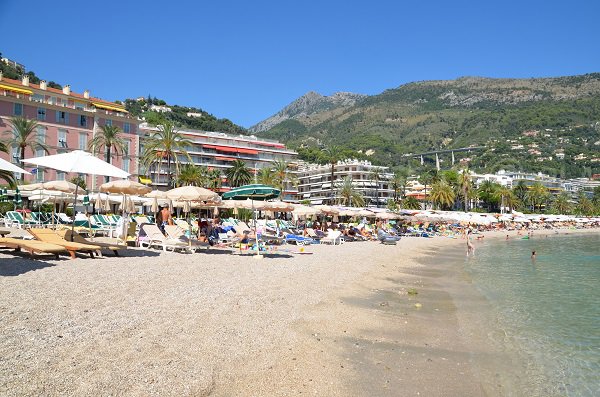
139;224;194;253
27;228;102;259
164;225;209;251
0;237;67;259
56;229;126;256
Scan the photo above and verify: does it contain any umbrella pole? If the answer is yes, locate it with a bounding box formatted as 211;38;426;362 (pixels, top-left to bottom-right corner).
70;184;79;241
253;200;262;259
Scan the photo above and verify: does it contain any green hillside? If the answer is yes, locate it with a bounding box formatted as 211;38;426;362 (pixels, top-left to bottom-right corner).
259;74;600;178
123;96;246;134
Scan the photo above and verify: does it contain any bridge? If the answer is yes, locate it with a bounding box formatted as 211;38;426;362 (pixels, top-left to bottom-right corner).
402;146;486;170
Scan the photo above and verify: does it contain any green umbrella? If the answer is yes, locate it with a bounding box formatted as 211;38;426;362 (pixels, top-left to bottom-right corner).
223;184;280;258
222;184;280;200
82;195;90;206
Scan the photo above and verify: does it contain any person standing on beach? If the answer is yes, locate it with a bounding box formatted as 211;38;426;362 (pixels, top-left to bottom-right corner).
467;236;475;256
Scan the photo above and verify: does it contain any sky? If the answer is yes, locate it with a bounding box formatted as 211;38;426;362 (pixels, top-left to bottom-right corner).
1;0;599;128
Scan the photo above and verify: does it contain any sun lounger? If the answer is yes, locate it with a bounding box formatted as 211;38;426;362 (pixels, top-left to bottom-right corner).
27;228;102;259
320;229;345;245
0;237;67;259
5;211;37;229
164;225;209;251
56;229;126;256
139;224;194;253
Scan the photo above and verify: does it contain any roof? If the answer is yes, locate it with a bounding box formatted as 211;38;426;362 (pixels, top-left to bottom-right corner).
0;76;123;107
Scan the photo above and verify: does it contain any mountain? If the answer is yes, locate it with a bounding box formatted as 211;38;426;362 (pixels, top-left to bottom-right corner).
256;74;600;179
249;91;366;133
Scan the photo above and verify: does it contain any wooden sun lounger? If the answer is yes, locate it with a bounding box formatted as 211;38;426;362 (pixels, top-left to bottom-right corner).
56;229;127;256
0;237;67;259
28;228;102;259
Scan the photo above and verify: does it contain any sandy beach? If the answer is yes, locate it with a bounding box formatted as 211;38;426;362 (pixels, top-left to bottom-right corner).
0;228;597;396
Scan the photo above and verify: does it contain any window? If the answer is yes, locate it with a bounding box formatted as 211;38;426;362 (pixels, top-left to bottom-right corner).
79;133;87;150
32;94;44;103
123;158;130;173
105;119;112;127
124;140;131;156
79;115;87;127
57;171;65;181
14;103;23;116
58;129;67;148
48;96;56;105
37;126;46;144
74;102;85;110
123;122;130;133
36;148;45;157
35;168;44;182
37;107;46;121
56;110;69;124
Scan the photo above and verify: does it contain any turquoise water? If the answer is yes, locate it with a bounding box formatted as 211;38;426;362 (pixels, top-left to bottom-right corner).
462;233;600;396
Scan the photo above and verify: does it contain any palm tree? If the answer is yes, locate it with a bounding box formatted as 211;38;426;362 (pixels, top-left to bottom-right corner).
140;122;193;187
177;164;203;186
527;182;549;212
226;159;252;188
402;196;421;210
336;176;365;207
513;181;528;204
551;192;572;215
89;124;127;183
272;159;297;194
369;167;385;208
324;146;343;201
257;167;275;186
493;186;518;213
478;180;501;211
458;168;473;212
390;170;407;202
5;116;49;163
575;192;595;216
206;169;223;191
430;179;456;210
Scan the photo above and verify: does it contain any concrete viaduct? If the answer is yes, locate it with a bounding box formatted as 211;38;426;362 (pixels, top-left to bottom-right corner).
402;146;486;170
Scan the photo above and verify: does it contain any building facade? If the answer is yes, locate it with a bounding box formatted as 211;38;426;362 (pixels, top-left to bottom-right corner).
139;123;298;200
296;159;393;206
0;73;141;190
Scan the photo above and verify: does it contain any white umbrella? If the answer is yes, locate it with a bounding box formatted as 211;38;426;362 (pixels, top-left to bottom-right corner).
146;190;167;199
0;157;31;174
165;185;219;202
100;180;151;195
22;150;130;178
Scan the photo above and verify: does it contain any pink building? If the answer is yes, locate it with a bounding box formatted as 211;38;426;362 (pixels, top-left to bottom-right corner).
0;73;140;190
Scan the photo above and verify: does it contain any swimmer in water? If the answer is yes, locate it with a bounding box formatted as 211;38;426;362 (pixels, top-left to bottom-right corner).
531;250;536;261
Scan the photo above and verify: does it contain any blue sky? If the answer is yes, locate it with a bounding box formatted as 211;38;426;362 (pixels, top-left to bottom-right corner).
1;0;599;128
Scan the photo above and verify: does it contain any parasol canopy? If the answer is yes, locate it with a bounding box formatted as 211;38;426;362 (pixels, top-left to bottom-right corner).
222;184;280;201
165;185;219;202
0;157;31;174
100;180;151;195
23;150;130;178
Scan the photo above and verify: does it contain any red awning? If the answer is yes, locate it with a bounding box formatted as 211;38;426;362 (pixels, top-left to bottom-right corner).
215;156;236;161
203;144;258;155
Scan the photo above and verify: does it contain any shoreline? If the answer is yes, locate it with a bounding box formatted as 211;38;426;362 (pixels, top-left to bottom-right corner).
0;228;598;396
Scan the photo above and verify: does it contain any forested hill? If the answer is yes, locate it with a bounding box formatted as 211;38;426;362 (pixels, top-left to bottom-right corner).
257;74;600;179
123;97;246;134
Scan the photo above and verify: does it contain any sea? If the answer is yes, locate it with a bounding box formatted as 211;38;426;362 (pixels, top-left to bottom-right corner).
461;232;600;396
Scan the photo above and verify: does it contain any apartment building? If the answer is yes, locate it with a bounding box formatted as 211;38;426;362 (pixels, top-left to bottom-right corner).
0;73;140;190
296;159;393;206
139;123;298;200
